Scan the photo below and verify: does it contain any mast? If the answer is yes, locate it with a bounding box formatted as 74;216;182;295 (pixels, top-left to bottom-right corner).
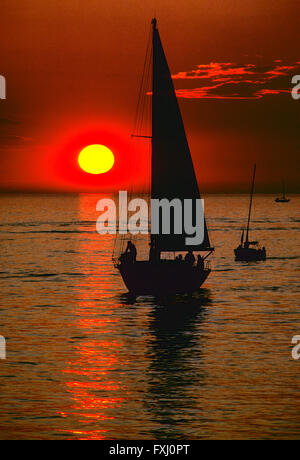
150;18;157;251
245;164;256;243
282;179;286;199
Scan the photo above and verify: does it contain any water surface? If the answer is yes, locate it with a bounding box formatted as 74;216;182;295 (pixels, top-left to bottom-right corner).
0;194;299;439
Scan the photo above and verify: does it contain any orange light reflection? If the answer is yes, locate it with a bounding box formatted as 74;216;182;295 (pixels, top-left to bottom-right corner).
58;195;130;440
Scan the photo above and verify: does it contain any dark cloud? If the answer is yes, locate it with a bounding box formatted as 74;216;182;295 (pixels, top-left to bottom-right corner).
172;61;300;99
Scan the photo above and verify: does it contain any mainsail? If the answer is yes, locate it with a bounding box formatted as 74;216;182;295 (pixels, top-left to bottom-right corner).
151;18;212;252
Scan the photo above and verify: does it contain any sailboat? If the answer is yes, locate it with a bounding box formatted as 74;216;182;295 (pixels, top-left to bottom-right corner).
275;180;290;203
115;18;214;296
234;164;266;261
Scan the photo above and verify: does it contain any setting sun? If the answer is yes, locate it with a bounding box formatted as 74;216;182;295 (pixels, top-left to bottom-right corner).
78;144;115;174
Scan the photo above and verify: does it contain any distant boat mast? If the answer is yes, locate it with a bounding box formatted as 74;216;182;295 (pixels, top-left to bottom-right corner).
282;179;286;200
245;163;256;244
275;177;290;202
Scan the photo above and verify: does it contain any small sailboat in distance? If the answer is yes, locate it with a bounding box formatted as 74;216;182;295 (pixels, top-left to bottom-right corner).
234;164;266;261
114;18;214;296
275;180;290;203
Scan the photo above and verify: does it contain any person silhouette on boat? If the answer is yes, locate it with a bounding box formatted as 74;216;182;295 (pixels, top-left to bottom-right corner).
197;254;204;269
122;240;137;263
184;250;195;265
149;239;160;263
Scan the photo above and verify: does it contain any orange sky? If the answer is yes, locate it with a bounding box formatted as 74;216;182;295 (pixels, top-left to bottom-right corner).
0;0;299;192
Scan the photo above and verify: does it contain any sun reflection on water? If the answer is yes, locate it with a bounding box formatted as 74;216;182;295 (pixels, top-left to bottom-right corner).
0;194;299;439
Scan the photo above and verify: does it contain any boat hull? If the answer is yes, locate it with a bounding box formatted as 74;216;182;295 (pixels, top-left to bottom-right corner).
117;261;211;295
234;247;266;261
275;198;290;203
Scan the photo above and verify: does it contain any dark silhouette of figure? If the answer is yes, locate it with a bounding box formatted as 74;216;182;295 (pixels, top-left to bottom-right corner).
184;250;195;265
176;254;183;262
122;240;137;263
149;239;160;263
197;254;204;269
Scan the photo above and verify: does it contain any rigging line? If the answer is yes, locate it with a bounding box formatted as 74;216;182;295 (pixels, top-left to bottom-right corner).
130;24;152;189
138;45;152;137
133;27;152;135
114;25;153;260
136;30;152;136
246;163;256;243
139;44;152;241
131;30;152;192
113;191;129;260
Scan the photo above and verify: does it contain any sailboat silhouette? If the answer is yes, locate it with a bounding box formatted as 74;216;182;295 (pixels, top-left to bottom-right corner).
115;18;214;295
275;180;290;203
234;164;266;261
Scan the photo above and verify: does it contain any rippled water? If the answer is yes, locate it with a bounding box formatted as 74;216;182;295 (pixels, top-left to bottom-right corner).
0;193;299;440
